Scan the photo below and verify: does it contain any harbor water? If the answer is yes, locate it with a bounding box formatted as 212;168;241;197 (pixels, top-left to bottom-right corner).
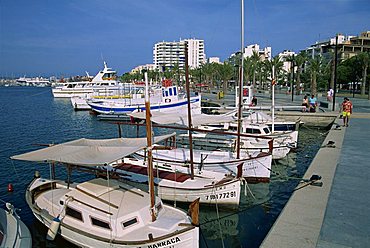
0;87;327;248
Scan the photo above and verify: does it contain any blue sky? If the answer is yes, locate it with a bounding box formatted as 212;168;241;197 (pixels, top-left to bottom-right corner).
0;0;369;77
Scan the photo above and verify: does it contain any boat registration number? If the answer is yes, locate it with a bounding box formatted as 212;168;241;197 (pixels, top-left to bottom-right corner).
206;191;237;200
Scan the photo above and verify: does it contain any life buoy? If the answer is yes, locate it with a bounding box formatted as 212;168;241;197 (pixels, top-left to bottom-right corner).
165;99;171;103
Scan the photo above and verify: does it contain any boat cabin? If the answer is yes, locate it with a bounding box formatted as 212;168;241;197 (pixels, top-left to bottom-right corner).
162;86;179;103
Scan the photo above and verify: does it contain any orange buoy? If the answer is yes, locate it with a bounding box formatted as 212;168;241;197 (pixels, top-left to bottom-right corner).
7;183;14;192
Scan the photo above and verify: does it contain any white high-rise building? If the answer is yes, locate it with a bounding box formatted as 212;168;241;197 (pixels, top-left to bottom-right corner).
153;38;206;71
185;39;206;68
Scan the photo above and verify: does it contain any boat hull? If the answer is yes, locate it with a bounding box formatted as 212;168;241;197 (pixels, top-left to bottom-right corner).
0;205;32;248
32;211;198;248
26;178;199;248
134;150;273;183
108;160;241;208
88;96;201;115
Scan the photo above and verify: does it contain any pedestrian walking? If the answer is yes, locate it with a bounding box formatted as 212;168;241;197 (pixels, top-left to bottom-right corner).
340;97;353;127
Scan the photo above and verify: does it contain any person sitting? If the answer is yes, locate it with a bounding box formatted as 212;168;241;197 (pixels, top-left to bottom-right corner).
250;96;257;106
309;94;317;112
301;95;309;112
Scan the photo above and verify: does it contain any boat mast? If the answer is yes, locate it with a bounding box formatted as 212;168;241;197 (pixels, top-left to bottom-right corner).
144;72;156;222
236;0;244;159
185;42;195;179
272;66;275;133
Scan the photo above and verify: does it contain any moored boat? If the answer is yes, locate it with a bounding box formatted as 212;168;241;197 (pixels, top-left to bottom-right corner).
105;157;242;208
134;146;273;183
88;85;201;115
11;133;200;247
52;61;120;98
0;202;32;248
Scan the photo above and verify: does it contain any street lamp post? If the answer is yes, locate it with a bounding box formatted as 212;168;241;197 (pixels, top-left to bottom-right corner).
333;35;338;111
291;54;295;102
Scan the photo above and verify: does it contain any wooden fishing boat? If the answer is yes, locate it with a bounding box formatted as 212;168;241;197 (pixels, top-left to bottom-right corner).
11;132;199;248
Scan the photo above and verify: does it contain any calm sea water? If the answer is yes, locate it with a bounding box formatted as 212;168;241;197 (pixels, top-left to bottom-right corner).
0;87;327;248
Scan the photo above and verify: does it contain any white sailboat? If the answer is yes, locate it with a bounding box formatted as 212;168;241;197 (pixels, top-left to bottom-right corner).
11;133;199;247
0;202;32;248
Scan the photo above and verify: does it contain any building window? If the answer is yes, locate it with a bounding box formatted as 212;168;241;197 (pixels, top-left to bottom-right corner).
91;217;111;230
66;207;83;221
122;217;138;228
245;128;261;134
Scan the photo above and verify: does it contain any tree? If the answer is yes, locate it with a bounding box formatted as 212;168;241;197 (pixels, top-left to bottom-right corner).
201;62;218;90
286;54;296;93
295;51;308;94
216;62;234;93
250;50;261;90
307;55;323;96
356;52;370;97
243;57;253;86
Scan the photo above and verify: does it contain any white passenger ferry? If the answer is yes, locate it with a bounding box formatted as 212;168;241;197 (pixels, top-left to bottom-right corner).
52;62;120;98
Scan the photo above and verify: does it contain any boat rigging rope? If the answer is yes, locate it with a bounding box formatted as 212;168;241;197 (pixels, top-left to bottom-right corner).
241;178;255;199
106;166;113;245
212;184;225;248
9;160;21;184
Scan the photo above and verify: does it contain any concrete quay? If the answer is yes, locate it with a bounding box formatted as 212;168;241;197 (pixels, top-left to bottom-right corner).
260;95;370;248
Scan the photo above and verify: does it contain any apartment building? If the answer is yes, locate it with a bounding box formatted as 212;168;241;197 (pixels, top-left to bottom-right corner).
278;50;297;73
306;31;370;60
229;43;272;63
153;38;206;71
131;64;156;74
244;44;272;61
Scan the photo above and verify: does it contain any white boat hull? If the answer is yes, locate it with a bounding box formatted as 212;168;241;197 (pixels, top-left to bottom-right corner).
108;159;241;208
0;204;32;248
135;149;273;183
32;211;198;248
88;95;201;115
158;179;241;206
26;178;199;248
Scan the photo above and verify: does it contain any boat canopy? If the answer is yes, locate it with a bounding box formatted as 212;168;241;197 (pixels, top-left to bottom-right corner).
11;133;175;166
129;111;238;126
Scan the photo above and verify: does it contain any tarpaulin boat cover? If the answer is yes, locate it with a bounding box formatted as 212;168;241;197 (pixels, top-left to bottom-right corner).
11;133;175;166
129;111;238;126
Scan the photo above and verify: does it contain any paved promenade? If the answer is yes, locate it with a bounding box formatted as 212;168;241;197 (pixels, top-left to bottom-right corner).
260;95;370;248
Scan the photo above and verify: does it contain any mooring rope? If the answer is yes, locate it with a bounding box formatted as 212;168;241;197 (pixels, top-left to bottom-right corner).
212;184;225;248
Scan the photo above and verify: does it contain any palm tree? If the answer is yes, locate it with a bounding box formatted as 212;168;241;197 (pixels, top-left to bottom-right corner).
260;60;270;90
201;62;218;90
356;52;370;97
216;62;234;93
286;54;296;93
250;50;261;90
295;51;308;95
243;57;253;86
268;56;284;81
147;69;161;84
307;55;323;96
